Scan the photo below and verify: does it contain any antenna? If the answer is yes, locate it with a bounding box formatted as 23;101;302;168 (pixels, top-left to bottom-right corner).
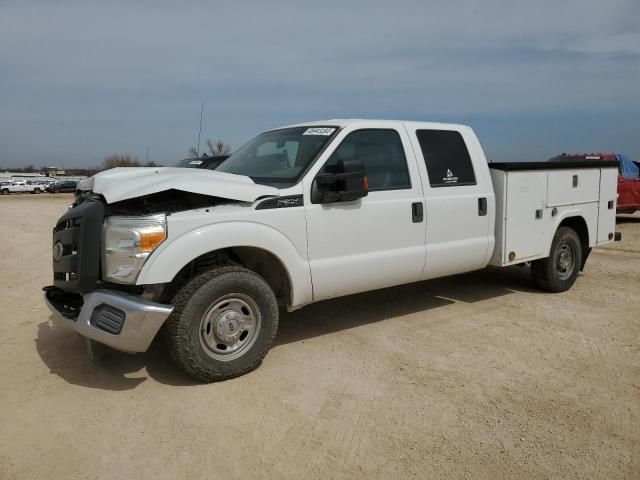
196;102;204;157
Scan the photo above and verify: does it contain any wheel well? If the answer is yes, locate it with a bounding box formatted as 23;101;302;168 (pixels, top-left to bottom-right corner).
165;247;292;308
558;216;590;269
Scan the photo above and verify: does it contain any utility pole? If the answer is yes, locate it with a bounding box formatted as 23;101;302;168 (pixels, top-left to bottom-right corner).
145;145;150;164
196;102;204;158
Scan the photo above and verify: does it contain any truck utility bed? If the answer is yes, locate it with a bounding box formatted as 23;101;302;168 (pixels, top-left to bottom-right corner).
488;160;619;267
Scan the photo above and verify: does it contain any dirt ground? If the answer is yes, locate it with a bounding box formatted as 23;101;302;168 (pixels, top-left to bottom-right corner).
1;193;638;479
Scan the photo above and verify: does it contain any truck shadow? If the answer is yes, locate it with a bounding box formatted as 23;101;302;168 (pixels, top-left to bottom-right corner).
35;321;198;390
275;265;535;346
35;265;535;390
616;214;640;224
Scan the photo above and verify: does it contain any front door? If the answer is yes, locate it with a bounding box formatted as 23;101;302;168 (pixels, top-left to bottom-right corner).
304;126;427;301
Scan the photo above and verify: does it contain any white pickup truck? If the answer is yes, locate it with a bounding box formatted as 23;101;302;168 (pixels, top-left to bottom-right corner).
44;119;620;381
1;181;46;194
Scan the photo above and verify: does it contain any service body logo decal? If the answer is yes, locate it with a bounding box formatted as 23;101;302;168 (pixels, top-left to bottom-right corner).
442;169;459;184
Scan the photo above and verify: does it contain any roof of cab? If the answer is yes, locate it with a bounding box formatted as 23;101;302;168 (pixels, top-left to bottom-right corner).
280;118;471;131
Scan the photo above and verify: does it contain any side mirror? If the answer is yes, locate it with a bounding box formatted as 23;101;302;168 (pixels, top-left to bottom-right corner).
311;159;369;204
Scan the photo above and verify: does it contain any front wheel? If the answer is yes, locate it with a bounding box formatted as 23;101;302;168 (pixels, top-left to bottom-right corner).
531;227;582;292
164;266;279;382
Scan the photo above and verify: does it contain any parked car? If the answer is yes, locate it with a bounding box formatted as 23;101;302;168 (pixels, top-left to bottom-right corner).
44;119;620;382
175;154;230;170
47;180;78;193
550;153;640;214
1;181;46;194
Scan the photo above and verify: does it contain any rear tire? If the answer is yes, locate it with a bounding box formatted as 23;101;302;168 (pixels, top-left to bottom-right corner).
164;266;279;382
531;227;582;292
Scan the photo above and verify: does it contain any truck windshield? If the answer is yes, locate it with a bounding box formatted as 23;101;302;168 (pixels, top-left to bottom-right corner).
215;126;338;184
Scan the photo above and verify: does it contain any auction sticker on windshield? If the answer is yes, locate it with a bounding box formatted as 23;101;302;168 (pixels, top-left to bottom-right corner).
303;127;335;136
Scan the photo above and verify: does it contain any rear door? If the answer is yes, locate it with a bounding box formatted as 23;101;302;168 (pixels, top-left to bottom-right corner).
406;126;494;279
304;124;427;301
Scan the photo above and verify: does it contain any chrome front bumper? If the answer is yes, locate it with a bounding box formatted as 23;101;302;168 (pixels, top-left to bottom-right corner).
44;288;173;353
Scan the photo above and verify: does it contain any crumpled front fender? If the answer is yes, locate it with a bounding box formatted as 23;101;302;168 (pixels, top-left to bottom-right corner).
136;221;313;308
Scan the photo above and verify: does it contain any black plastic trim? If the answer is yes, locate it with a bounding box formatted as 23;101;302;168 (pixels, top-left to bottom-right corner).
52;198;105;294
90;303;126;335
489;160;619;171
256;195;304;210
43;286;83;319
478;197;487;216
411;202;424;223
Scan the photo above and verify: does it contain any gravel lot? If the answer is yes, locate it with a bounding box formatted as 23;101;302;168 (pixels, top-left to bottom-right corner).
1;193;639;479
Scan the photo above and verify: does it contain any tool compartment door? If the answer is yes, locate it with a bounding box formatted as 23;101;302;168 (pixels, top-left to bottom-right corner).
547;169;599;206
503;171;548;263
596;167;618;244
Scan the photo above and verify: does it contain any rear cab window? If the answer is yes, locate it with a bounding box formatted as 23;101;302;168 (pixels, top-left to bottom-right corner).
416;130;476;187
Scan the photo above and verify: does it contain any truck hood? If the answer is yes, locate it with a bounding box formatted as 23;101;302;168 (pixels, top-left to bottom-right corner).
77;167;280;204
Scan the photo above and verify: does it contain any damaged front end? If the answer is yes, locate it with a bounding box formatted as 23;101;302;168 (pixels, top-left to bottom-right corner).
106;189;232;215
44;191;175;353
46;167;278;353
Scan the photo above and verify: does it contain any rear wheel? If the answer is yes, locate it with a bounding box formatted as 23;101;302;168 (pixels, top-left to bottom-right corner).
164;266;279;382
531;227;582;292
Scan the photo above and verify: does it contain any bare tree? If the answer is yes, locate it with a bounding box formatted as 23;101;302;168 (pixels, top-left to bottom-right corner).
187;146;199;158
102;154;142;170
207;139;231;156
188;139;231;158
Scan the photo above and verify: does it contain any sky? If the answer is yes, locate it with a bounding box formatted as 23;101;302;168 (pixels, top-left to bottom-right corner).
1;0;639;168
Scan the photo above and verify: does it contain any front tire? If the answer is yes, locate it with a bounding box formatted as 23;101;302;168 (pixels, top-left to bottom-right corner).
531;227;582;292
164;266;279;382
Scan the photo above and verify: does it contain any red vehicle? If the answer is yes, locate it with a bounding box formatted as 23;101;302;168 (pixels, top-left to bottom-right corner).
550;153;640;214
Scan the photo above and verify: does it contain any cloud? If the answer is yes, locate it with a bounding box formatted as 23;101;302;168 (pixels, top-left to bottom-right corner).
0;0;639;166
544;32;640;56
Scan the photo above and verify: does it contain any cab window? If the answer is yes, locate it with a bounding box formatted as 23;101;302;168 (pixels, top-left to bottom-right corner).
322;129;410;191
416;129;476;187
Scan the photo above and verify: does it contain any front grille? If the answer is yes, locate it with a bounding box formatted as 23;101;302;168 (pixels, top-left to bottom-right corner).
52;199;105;293
53;217;80;283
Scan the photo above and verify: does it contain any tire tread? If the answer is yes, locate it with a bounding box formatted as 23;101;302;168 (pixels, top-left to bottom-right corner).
164;266;278;382
531;227;582;293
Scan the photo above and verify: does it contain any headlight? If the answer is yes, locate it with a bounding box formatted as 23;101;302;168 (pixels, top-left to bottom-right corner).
103;214;167;284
